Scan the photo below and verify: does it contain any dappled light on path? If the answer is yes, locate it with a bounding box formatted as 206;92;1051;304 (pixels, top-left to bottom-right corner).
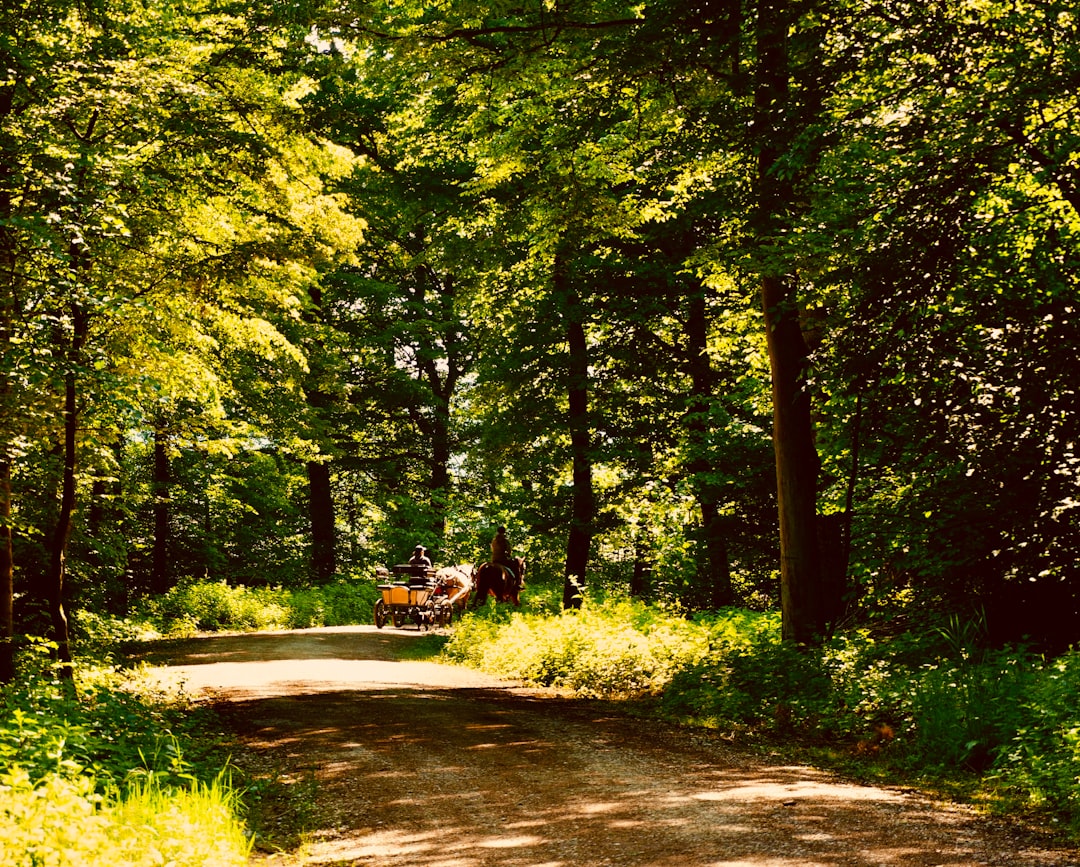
141;627;1074;867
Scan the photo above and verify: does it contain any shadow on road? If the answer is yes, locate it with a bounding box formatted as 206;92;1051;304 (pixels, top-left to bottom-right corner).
131;628;1077;867
130;625;431;666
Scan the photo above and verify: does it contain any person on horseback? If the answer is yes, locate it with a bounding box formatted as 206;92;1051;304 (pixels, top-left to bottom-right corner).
491;526;516;580
471;526;526;608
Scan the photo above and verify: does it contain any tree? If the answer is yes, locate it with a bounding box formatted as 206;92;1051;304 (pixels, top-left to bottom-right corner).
325;0;785;608
296;49;482;561
1;0;362;656
749;0;830;641
802;0;1080;648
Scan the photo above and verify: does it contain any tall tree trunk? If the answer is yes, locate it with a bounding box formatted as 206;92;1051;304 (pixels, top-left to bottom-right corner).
685;289;734;609
557;253;593;609
755;0;825;643
414;264;463;545
0;457;13;684
0;83;17;681
44;353;79;677
416;355;455;543
151;424;171;595
840;392;862;582
307;459;336;582
303;284;338;583
762;274;823;643
630;539;651;600
816;391;863;629
428;389;452;541
43;114;99;675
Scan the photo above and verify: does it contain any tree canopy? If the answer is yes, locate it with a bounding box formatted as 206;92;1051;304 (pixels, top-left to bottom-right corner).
2;0;1077;675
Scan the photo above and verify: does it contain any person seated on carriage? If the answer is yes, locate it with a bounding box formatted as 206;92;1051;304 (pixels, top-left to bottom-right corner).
408;545;432;570
490;526;516;580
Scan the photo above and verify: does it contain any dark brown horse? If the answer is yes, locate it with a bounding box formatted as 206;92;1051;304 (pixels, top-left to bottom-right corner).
471;558;526;607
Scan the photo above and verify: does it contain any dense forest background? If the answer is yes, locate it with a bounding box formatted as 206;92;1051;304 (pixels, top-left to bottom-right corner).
2;0;1078;679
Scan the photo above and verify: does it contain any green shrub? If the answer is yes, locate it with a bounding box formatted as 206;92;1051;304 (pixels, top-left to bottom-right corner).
150;579;288;634
0;766;250;867
146;577;380;635
992;649;1080;826
659;625;830;734
445;596;741;698
0;653;247;867
905;649;1035;770
69;610;161;661
1;658;221;793
287;580;381;628
661;625;1041;761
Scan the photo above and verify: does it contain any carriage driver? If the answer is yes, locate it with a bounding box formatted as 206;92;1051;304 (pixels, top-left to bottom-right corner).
409;545;432;569
491;526;516;580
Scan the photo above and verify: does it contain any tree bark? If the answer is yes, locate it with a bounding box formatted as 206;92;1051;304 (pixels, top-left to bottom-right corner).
0;82;16;681
151;423;172;595
755;0;825;643
630;539;652;600
44;349;80;677
416;349;455;543
0;457;13;684
685;289;735;609
42;112;99;676
428;389;452;540
762;275;824;643
307;459;336;582
303;283;338;582
414;264;463;544
557;253;593;609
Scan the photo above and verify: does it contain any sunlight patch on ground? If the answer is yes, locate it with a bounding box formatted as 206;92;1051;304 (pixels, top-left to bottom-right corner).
303;828;561;866
575;801;620;814
691;778;906;802
146;657;507;698
706;861;834;867
475;834;546;848
504;819;548;830
366;769;415;780
308;828;443;862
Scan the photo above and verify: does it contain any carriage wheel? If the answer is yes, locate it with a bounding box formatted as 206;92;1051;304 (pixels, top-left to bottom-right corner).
374;600;388;629
392;610;404;628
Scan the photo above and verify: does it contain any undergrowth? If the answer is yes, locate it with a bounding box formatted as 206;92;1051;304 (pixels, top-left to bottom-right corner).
114;576;383;637
0;644;250;867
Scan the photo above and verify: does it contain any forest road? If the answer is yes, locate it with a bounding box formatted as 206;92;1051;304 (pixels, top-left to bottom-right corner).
140;625;1077;867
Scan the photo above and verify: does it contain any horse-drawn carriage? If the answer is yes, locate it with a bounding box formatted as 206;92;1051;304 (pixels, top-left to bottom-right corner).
374;564;473;630
374;565;450;630
373;557;526;629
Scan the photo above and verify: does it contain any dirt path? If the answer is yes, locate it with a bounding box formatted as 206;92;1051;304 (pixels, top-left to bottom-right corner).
141;625;1077;867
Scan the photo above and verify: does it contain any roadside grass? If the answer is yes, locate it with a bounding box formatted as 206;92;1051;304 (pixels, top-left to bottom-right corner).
0;643;250;867
0;767;250;867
